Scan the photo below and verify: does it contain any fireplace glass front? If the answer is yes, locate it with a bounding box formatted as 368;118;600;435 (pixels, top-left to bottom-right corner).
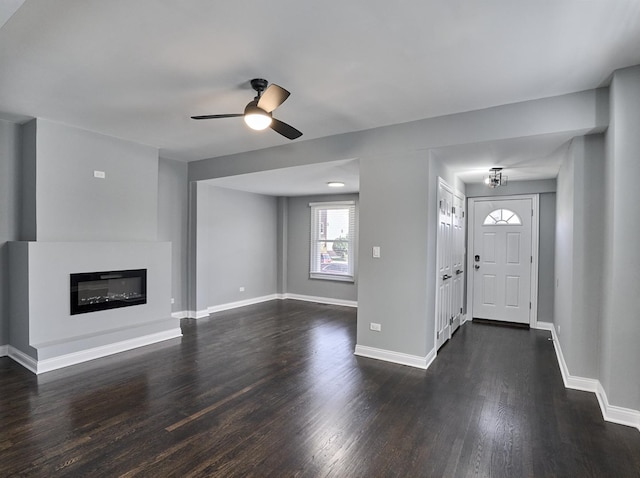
70;269;147;315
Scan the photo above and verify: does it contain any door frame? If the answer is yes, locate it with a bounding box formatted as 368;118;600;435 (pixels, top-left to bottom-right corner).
466;194;540;328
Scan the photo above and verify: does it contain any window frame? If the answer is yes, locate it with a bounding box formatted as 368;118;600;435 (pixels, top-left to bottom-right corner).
309;200;356;282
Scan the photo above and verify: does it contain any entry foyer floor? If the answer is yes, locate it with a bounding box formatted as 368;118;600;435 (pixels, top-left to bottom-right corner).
1;300;639;476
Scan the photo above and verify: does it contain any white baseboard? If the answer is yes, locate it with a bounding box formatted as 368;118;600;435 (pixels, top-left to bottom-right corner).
202;293;358;316
8;328;183;375
282;293;357;308
8;346;38;373
181;309;209;319
0;344;8;357
354;344;436;370
596;382;640;431
208;294;280;314
543;321;640;432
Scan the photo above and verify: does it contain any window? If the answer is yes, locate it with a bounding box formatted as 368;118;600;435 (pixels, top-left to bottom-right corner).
483;208;522;225
309;201;356;281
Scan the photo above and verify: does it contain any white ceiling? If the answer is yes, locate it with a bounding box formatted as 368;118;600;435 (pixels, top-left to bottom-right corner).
203;158;360;197
1;1;639;190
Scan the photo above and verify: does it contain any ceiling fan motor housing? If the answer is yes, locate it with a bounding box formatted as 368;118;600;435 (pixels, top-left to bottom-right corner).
250;78;269;95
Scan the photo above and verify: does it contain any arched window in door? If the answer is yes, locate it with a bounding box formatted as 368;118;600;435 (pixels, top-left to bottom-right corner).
483;208;522;225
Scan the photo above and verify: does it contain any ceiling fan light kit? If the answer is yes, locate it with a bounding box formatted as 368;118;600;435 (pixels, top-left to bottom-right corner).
243;101;272;130
191;78;302;140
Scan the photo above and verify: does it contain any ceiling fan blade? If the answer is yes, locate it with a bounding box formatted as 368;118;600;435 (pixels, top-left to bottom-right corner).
270;118;302;140
257;84;290;113
191;114;243;120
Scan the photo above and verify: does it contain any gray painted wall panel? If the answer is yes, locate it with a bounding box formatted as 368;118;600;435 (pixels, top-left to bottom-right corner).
33;119;159;242
158;157;188;312
0;119;21;346
538;193;556;323
198;185;278;308
555;135;605;382
357;151;430;357
286;194;358;301
601;66;640;410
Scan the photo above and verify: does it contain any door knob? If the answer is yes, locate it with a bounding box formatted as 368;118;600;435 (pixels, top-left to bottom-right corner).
474;264;480;270
456;269;463;275
443;274;451;280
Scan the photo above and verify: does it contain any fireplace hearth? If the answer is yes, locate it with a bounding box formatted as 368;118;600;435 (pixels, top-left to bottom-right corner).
70;269;147;315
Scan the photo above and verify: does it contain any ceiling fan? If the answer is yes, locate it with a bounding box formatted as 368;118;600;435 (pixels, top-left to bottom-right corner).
191;78;303;140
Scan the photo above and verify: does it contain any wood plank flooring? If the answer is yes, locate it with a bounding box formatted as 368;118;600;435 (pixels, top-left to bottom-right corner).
1;300;639;477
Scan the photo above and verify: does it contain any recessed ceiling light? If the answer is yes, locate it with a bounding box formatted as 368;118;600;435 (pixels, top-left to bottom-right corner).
327;181;345;188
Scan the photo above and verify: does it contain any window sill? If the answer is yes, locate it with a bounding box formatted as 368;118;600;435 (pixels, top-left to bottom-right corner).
310;273;355;283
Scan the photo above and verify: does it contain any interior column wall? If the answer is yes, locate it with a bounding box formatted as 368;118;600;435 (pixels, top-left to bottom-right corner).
601;66;640;411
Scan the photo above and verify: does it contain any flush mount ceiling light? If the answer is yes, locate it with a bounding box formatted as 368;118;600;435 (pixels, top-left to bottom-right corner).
484;167;507;188
327;181;345;188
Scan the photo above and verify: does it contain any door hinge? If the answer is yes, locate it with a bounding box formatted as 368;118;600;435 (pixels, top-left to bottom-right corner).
452;206;456;214
462;211;465;218
460;307;463;314
529;302;532;309
450;316;453;325
531;256;533;263
439;200;442;209
531;209;534;216
437;331;440;339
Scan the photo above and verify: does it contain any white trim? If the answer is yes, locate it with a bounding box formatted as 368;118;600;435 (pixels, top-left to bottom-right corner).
596;382;640;431
208;294;280;314
282;293;357;308
354;345;436;370
466;194;539;327
9;328;183;374
308;200;355;207
171;310;189;319
8;346;38;373
183;309;209;319
0;344;8;357
541;321;640;432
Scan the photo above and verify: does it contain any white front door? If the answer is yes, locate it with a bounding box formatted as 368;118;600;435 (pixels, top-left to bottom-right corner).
436;181;453;349
472;198;532;324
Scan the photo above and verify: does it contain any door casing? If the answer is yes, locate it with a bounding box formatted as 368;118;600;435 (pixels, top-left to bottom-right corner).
466;194;540;327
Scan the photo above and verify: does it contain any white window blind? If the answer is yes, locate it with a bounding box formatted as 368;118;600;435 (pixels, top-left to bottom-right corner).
309;201;356;281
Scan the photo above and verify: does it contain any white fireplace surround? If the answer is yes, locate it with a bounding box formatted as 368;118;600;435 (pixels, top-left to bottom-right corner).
8;241;181;373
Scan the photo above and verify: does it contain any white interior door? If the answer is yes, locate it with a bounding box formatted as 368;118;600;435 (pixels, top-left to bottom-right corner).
436;181;453;349
451;192;465;333
472;198;532;324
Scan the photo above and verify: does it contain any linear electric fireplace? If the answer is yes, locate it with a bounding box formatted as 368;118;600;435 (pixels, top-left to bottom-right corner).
70;269;147;315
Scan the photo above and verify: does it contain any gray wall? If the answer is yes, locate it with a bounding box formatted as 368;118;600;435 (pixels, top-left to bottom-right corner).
467;179;557;323
286;194;358;302
357;151;431;357
197;184;278;308
538;192;556;323
555;135;605;382
25;119;159;242
0;119;21;346
158;157;188;312
601;66;640;411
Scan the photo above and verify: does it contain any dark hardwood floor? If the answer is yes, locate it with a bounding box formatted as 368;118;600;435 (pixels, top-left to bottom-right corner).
1;300;639;477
